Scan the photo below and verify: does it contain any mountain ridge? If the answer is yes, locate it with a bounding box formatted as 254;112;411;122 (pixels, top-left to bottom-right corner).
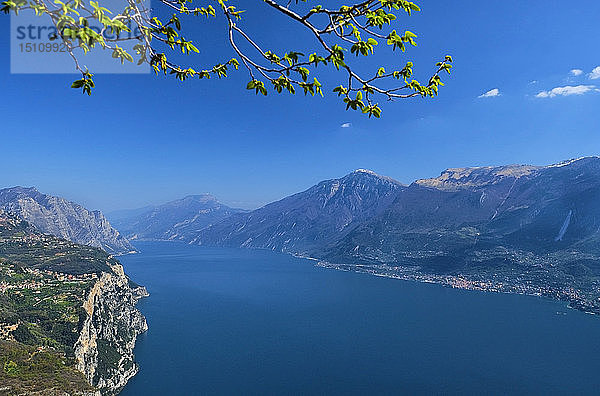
193;169;405;253
0;186;135;255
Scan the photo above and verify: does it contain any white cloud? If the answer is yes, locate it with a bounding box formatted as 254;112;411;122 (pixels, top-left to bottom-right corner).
478;88;500;98
570;69;584;76
535;85;598;98
589;66;600;80
340;123;352;128
529;80;538;85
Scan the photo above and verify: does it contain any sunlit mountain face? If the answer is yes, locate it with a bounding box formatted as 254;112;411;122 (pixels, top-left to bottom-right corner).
0;186;135;254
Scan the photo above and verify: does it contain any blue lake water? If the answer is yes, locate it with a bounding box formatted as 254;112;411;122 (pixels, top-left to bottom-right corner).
119;241;600;395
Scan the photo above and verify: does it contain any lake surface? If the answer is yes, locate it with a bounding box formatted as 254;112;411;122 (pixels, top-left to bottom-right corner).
120;241;600;395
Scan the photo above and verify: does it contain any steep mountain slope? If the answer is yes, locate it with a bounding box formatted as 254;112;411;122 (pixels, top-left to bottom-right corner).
194;169;405;253
108;194;246;241
325;157;600;265
0;187;135;255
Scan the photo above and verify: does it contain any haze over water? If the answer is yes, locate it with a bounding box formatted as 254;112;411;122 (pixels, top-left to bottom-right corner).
120;242;600;395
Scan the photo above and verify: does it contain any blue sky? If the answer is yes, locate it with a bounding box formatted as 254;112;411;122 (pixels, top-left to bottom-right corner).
1;0;600;212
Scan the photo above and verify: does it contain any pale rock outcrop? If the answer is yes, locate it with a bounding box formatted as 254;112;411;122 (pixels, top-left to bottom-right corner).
0;187;135;254
75;263;148;395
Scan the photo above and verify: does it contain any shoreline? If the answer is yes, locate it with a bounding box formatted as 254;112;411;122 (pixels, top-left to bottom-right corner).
287;251;599;316
311;260;599;316
124;244;600;316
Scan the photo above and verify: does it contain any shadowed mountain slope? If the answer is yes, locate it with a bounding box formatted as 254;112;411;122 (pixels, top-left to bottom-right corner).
194;169;405;253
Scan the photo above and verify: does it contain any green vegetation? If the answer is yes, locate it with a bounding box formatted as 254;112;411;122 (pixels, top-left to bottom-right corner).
0;211;121;394
0;261;92;354
0;340;93;394
0;216;114;275
94;339;120;384
1;0;452;116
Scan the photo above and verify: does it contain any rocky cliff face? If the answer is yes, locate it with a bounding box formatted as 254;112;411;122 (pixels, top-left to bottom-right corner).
0;187;135;255
75;263;148;395
414;164;539;191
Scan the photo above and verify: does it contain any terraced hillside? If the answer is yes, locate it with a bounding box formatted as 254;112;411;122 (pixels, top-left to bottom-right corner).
0;210;146;395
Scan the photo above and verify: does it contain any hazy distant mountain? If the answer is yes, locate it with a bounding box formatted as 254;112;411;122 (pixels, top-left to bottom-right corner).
194;169;405;253
0;187;135;254
108;194;246;241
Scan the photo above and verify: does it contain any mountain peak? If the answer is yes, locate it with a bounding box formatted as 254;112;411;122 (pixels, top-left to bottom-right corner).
347;169;404;186
183;194;217;202
353;168;378;175
109;194;245;241
2;186;39;194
